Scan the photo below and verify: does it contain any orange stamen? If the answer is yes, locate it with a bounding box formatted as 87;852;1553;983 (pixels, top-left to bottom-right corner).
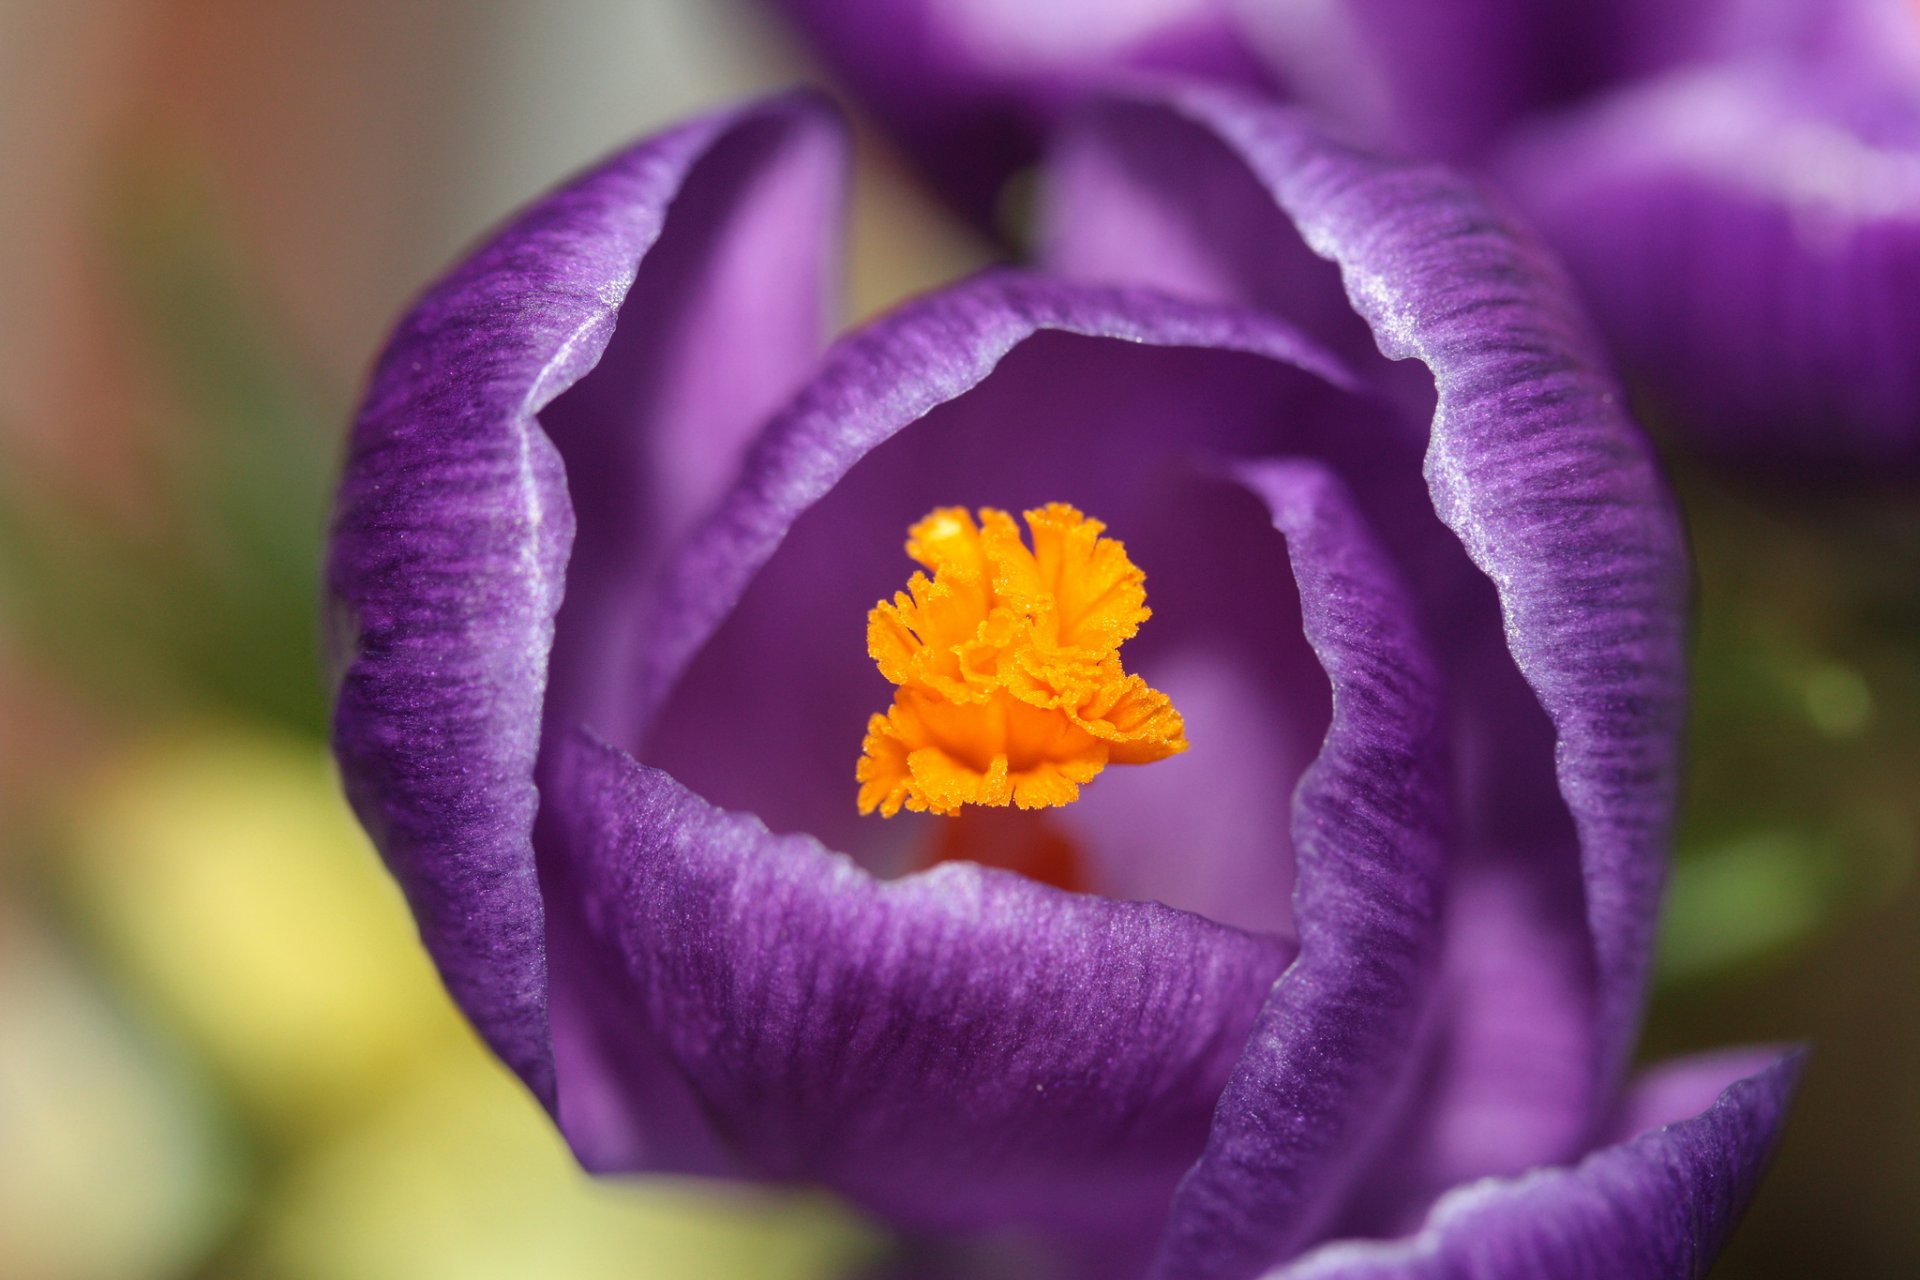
856;505;1187;817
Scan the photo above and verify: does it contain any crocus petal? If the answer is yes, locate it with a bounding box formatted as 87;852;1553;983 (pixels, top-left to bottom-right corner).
1500;50;1920;469
1148;460;1449;1280
1264;1049;1803;1280
540;104;845;743
1229;0;1573;159
1061;639;1307;938
551;730;1293;1238
1603;1045;1798;1144
1043;86;1689;1142
1697;0;1920;87
327;94;844;1107
1336;859;1598;1237
767;0;1268;225
1227;0;1733;160
627;267;1361;759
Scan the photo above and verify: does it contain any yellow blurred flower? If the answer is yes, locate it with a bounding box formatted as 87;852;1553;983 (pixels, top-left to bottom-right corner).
262;1049;877;1280
0;907;236;1280
63;724;467;1134
55;722;879;1279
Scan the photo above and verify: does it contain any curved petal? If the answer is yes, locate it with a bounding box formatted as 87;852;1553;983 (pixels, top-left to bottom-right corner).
1333;859;1598;1238
326;94;845;1107
552;730;1293;1238
1061;639;1308;938
1044;85;1689;1141
1264;1049;1804;1280
1149;460;1450;1280
1602;1045;1798;1145
1228;0;1577;160
1698;0;1920;95
1499;53;1920;469
766;0;1269;224
540;103;846;743
1226;0;1734;161
627;269;1362;749
572;269;1405;1185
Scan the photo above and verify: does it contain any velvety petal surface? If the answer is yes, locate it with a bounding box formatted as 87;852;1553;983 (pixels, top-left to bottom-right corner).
768;0;1268;224
552;731;1294;1239
1602;1046;1797;1146
1332;858;1598;1238
1149;460;1449;1280
327;95;844;1107
1264;1049;1803;1280
1500;32;1920;468
1044;86;1689;1143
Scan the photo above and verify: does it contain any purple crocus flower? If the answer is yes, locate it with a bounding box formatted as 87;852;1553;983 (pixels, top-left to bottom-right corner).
766;0;1268;226
328;86;1797;1280
773;0;1920;469
1494;0;1920;468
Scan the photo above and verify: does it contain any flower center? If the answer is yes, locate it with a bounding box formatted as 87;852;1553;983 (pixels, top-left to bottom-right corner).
856;504;1188;817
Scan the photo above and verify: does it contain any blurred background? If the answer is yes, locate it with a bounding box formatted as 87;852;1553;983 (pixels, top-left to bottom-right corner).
0;2;1912;1278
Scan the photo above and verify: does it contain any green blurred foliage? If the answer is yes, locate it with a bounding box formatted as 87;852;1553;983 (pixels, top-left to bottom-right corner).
0;139;332;738
1662;464;1920;987
1653;463;1920;1279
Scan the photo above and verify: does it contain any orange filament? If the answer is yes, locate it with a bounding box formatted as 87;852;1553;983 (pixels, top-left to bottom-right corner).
856;504;1187;817
924;807;1090;894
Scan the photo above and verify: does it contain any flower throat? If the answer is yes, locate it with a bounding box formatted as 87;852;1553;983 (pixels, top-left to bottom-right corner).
856;504;1187;817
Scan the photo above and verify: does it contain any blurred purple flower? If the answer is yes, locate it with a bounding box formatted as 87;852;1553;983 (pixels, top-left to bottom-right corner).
774;0;1920;469
328;88;1797;1280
